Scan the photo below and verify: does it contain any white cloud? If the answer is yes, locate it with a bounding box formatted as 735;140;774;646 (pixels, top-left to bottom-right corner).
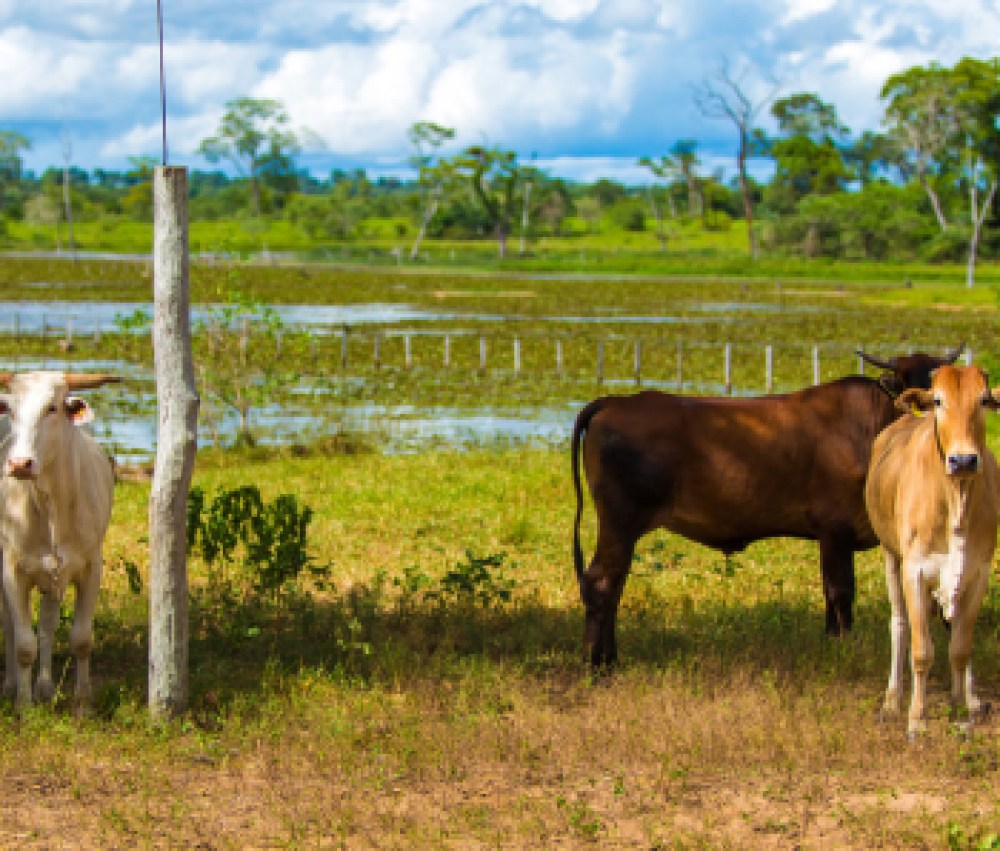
521;0;602;24
0;27;100;113
2;0;999;176
781;0;837;25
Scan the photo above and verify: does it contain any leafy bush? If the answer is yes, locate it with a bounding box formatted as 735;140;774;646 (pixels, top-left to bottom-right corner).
187;484;316;597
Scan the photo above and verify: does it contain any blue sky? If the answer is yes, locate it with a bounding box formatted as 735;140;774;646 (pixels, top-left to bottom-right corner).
1;0;997;183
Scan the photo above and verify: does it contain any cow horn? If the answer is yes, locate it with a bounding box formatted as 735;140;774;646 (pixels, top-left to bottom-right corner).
943;343;965;364
63;373;123;390
856;349;896;370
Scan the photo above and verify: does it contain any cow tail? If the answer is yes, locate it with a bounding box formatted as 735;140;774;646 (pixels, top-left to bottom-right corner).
572;398;605;590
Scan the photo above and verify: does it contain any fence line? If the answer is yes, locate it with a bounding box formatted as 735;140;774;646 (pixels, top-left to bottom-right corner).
0;316;978;396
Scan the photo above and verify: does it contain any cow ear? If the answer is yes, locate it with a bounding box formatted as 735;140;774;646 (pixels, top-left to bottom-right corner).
878;374;904;396
64;396;94;426
895;388;933;416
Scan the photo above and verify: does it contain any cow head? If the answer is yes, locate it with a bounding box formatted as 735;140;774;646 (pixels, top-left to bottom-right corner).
0;372;119;480
896;364;1000;477
857;344;964;395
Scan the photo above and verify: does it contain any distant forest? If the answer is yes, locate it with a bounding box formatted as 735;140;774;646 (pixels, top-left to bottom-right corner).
0;57;997;271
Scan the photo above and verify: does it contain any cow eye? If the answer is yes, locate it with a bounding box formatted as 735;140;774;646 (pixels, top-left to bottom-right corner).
933;396;943;407
47;404;57;414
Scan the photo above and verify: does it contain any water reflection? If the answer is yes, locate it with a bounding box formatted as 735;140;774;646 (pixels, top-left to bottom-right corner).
94;401;579;464
0;301;457;334
0;297;821;337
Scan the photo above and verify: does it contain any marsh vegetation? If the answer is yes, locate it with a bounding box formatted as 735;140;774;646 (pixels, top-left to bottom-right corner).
0;256;998;847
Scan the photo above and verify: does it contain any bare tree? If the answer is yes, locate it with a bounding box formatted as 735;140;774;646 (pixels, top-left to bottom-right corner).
407;121;455;259
693;60;776;259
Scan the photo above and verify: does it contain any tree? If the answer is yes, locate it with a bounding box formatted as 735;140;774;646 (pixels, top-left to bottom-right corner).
0;130;30;215
452;145;526;258
197;97;302;215
407;121;455;259
765;93;851;213
638;155;677;250
951;57;1000;287
122;156;156;221
670;139;703;216
882;58;1000;285
881;63;961;231
693;60;776;258
844;130;901;187
196;290;292;445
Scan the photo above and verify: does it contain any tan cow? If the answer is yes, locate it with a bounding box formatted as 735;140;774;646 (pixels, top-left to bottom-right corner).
865;364;999;737
0;372;119;712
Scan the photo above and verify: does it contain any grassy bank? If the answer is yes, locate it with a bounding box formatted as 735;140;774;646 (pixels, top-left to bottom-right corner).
1;447;998;847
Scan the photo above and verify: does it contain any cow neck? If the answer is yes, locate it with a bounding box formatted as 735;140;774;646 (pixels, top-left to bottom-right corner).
35;425;82;540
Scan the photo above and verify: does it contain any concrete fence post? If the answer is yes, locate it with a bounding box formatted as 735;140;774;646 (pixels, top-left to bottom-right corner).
149;165;198;719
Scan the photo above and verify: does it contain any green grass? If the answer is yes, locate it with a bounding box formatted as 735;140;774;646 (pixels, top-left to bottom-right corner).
5;213;999;285
1;446;999;847
1;255;1000;846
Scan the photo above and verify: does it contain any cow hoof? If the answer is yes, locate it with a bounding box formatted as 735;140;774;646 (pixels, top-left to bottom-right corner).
882;691;901;716
34;679;55;704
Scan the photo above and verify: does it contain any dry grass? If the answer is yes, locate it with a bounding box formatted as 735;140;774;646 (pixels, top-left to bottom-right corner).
1;446;999;849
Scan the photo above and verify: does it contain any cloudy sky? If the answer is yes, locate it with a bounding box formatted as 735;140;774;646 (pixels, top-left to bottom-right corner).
1;0;997;183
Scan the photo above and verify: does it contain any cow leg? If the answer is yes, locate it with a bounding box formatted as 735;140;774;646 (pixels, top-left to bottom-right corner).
581;529;635;669
819;532;855;635
3;563;37;711
948;568;989;721
902;566;932;738
69;554;102;712
2;554;15;701
883;550;908;715
34;589;61;703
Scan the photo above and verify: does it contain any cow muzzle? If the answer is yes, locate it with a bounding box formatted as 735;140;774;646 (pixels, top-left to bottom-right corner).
5;457;37;480
946;453;980;476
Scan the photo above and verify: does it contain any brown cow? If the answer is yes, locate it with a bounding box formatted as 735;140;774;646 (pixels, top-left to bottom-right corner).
571;347;963;668
865;365;999;737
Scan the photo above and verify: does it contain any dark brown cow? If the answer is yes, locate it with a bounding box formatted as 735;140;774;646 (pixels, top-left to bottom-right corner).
571;346;963;668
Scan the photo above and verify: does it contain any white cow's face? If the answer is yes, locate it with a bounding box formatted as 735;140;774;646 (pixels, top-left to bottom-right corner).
0;372;93;480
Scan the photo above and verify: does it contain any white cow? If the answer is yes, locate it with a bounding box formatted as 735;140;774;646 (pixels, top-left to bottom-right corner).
0;371;119;711
865;364;999;738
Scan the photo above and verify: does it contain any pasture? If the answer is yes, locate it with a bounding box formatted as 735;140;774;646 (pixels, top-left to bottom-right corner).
1;257;999;847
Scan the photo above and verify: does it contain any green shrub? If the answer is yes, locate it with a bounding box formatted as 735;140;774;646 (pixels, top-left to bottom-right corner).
187;484;316;597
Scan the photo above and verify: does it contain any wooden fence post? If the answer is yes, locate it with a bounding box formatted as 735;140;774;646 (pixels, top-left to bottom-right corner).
556;339;563;376
724;343;732;395
597;340;604;385
676;341;683;390
812;346;820;385
374;333;381;369
149;165;198;719
341;325;349;368
405;334;413;369
444;335;450;368
479;337;487;372
634;340;642;386
239;316;248;367
765;344;773;393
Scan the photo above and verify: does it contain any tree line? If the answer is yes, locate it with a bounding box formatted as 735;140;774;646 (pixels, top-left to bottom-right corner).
0;56;997;279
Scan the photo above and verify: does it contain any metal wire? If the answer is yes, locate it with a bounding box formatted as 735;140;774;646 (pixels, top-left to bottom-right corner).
156;0;168;165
